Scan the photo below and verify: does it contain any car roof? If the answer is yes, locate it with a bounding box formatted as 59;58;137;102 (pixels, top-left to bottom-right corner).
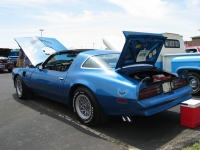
54;49;120;56
52;49;121;64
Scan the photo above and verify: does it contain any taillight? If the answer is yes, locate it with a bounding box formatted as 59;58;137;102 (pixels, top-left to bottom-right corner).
139;85;163;100
171;78;188;89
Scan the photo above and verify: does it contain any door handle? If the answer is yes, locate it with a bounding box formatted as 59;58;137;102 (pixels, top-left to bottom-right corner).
22;71;26;77
59;77;64;82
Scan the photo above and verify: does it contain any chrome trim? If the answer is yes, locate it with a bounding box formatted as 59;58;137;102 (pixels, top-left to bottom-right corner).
122;116;126;121
126;116;132;122
122;116;132;122
122;64;153;69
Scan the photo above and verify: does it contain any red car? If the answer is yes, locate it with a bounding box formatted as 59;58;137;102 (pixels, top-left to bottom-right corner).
0;48;14;72
185;46;200;53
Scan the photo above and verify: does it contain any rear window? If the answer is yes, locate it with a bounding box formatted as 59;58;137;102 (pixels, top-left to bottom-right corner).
164;39;180;48
185;48;198;53
82;54;120;69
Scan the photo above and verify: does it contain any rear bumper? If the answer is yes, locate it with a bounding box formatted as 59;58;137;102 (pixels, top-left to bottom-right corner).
129;85;192;116
0;64;14;70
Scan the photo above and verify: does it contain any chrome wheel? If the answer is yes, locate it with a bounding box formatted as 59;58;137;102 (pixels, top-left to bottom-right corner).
15;75;27;99
73;87;103;126
188;72;200;95
16;77;22;97
75;94;92;120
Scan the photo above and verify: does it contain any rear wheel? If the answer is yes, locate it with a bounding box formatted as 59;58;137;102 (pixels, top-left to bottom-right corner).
15;75;27;100
188;72;200;95
73;87;102;126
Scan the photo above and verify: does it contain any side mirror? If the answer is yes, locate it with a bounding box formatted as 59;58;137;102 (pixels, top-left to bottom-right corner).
38;65;43;70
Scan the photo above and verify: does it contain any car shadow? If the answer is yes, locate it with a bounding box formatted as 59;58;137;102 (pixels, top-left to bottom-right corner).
11;94;105;140
0;70;12;74
12;93;200;150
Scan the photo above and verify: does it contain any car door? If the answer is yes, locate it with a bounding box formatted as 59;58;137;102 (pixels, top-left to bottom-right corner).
30;54;68;102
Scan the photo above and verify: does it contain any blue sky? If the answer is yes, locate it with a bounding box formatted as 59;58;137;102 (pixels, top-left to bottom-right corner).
0;0;200;49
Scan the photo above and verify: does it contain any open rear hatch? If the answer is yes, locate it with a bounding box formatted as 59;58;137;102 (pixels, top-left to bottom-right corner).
115;31;190;100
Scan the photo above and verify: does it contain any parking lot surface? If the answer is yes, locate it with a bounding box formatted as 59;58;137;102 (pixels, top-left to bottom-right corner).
0;71;200;150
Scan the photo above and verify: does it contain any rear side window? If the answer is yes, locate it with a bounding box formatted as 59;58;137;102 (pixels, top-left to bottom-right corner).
82;54;120;69
164;39;180;48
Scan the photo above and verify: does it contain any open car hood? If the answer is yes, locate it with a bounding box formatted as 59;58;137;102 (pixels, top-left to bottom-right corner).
14;36;67;66
115;31;166;69
0;48;11;57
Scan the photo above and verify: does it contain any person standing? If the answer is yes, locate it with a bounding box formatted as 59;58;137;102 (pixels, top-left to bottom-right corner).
16;49;24;68
23;55;31;68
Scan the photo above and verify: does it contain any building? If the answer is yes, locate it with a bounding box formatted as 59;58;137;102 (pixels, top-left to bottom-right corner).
185;36;200;46
191;36;200;46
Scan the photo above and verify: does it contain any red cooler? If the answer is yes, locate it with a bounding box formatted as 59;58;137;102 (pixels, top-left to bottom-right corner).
180;100;200;128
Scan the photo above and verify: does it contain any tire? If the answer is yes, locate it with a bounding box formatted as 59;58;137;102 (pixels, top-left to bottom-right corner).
188;72;200;95
8;69;12;72
73;87;101;126
15;75;27;100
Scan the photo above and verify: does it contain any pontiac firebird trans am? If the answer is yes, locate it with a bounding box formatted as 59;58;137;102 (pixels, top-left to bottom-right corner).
12;31;192;126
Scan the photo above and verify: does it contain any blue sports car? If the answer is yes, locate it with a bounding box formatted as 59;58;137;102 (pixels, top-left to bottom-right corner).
12;31;192;126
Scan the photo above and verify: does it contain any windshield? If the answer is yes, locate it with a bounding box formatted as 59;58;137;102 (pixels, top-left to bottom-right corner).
82;53;120;69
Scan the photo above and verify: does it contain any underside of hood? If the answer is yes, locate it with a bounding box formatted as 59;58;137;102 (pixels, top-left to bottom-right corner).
14;36;67;66
115;31;167;69
0;48;11;57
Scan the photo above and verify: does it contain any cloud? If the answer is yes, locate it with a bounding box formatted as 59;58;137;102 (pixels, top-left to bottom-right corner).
0;0;78;10
184;0;200;8
29;10;94;22
1;0;200;49
108;0;173;19
0;0;76;5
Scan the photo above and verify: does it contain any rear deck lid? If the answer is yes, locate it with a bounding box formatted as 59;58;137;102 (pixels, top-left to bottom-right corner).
115;31;166;69
14;36;67;66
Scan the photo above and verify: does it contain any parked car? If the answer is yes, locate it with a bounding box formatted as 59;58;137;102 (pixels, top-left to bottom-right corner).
8;49;19;66
12;32;192;126
185;46;200;53
0;48;14;72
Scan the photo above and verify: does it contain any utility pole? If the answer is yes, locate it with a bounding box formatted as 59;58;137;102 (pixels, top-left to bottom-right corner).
39;29;44;37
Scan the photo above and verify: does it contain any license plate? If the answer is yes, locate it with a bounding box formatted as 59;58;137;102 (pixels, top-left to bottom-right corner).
162;82;171;93
0;65;5;68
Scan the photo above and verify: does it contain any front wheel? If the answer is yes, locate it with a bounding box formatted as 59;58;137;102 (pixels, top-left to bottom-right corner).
15;75;27;100
188;72;200;95
73;87;101;126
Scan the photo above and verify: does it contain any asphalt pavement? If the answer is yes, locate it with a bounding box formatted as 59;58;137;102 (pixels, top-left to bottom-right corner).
0;70;200;150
